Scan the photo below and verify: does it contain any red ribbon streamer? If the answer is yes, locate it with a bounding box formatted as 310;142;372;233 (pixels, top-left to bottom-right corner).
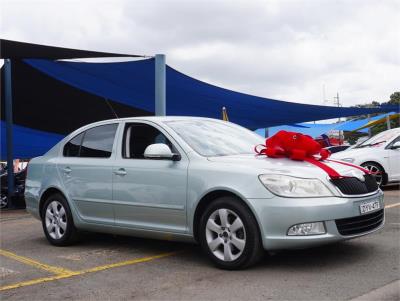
326;159;371;174
255;131;370;179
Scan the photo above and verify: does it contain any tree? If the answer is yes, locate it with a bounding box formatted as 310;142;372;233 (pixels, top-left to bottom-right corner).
389;92;400;105
370;91;399;135
344;91;399;142
345;101;381;121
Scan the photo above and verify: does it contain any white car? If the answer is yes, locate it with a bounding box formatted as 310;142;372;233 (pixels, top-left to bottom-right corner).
331;128;400;186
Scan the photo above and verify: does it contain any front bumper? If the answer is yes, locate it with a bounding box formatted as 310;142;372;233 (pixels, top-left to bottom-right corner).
247;190;385;251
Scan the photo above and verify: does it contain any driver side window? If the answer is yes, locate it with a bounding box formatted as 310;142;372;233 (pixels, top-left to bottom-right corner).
122;123;177;159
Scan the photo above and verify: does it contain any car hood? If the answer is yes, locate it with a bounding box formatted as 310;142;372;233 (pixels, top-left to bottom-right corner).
330;146;380;160
207;154;365;180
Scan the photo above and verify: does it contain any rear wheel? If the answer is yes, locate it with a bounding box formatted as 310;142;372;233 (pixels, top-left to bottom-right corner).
361;162;386;187
41;193;79;246
199;197;264;270
0;194;8;209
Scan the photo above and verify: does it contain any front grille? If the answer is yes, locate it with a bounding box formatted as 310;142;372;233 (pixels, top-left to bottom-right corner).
331;174;378;195
335;209;384;236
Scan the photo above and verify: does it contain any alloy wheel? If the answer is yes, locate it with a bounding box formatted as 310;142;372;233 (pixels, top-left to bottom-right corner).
205;208;246;262
0;195;8;209
363;164;383;186
45;200;67;239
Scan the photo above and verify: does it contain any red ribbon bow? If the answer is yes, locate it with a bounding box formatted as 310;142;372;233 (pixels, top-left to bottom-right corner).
255;130;370;179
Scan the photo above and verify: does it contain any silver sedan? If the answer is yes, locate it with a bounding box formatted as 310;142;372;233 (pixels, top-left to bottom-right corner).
25;117;384;269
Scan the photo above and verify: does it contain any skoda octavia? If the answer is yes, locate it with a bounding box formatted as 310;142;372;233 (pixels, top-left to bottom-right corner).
25;117;384;269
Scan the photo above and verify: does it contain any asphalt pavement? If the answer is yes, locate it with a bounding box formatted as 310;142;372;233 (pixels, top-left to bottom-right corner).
0;186;399;300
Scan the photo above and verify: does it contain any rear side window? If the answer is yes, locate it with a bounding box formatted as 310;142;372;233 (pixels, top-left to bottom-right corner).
63;132;84;157
80;124;118;158
63;124;118;158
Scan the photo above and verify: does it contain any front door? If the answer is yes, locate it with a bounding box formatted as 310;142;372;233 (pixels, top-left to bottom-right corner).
112;122;188;233
57;123;119;225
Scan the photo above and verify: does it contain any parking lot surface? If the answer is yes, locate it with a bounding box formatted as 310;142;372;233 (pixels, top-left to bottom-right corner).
1;186;399;301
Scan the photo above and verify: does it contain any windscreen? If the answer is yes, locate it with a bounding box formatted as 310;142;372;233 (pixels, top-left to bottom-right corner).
356;130;399;148
165;120;264;156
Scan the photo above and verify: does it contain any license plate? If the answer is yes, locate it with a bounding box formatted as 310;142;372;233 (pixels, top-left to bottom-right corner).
360;200;380;214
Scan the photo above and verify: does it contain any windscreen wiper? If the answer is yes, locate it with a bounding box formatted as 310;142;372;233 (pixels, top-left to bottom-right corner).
357;140;386;148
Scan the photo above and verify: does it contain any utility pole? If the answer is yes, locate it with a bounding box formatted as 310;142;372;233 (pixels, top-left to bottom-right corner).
333;92;343;145
333;92;341;121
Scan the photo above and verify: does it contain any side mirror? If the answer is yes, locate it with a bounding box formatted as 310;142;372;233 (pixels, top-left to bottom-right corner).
391;141;400;149
144;143;181;161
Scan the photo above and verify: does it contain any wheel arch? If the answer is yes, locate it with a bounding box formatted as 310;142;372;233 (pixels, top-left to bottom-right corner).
192;189;261;243
39;187;68;219
360;160;385;170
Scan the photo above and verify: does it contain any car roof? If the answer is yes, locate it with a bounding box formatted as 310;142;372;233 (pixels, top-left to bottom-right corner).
68;116;229;137
106;116;220;122
83;116;226;127
372;127;400;137
382;127;400;134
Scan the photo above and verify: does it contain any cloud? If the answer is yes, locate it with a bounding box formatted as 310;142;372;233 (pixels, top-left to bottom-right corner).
1;0;398;106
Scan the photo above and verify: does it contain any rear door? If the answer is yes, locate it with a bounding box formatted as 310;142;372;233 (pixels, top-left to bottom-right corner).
387;136;400;181
112;122;188;233
57;123;119;225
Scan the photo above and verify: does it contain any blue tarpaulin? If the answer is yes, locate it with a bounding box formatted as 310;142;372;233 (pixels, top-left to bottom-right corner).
25;58;397;129
255;123;339;138
255;113;395;138
1;58;398;159
1;121;64;159
335;113;393;132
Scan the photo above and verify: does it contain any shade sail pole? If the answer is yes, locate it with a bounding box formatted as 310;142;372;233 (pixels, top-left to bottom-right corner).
386;115;391;130
367;114;372;137
155;54;166;116
4;59;15;208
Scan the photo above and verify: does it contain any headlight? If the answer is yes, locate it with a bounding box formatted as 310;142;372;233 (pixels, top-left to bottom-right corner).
258;174;334;197
340;158;355;163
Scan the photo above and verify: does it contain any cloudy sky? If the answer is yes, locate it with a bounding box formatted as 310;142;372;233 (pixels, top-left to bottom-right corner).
1;0;399;106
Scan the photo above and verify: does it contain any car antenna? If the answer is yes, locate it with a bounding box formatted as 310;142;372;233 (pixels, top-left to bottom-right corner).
104;98;119;118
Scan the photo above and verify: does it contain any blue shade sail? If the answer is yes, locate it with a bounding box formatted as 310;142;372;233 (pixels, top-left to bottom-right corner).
2;58;398;159
24;58;398;130
1;121;64;160
255;113;395;138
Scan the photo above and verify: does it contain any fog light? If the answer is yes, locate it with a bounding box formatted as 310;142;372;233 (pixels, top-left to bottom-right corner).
287;222;326;236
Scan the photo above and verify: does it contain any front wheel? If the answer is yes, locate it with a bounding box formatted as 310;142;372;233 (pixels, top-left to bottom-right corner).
361;162;386;187
41;193;79;246
199;197;264;270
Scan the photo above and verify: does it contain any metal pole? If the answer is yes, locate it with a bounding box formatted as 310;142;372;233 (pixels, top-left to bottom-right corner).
367;114;372;137
155;54;166;116
334;92;343;144
4;59;15;208
386;115;391;130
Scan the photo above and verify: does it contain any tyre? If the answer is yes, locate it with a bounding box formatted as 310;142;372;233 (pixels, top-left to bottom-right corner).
0;194;8;209
361;162;386;187
41;193;79;246
198;196;264;270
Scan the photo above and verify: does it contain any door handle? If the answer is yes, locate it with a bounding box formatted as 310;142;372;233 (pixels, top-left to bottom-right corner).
114;168;127;176
63;167;72;174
